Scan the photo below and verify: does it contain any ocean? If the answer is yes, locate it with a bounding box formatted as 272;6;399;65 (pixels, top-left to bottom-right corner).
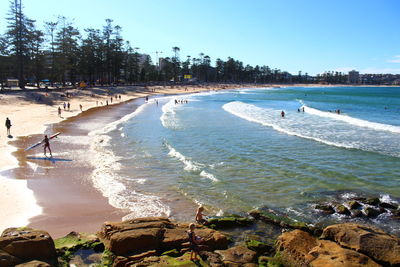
89;86;400;235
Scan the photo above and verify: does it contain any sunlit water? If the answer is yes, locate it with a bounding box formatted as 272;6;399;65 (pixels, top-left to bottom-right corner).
89;86;400;234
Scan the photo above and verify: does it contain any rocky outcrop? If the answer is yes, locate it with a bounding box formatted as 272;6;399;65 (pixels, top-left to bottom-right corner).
276;229;318;266
215;246;257;267
98;217;230;256
207;215;254;229
276;228;381;267
249;207;317;234
15;260;52;267
321;223;400;266
308;240;380;267
0;227;57;266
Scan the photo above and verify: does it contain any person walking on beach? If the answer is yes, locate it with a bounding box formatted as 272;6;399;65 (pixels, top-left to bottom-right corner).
5;117;12;136
67;102;70;111
79;104;83;111
187;223;202;261
43;135;52;157
63;102;66;110
58;106;62;117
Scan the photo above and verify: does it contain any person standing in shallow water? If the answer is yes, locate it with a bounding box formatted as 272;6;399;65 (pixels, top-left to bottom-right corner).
43;135;52;157
5;117;11;136
281;110;285;118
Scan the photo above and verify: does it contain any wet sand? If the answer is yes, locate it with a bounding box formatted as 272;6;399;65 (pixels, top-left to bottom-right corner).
0;83;328;237
5;99;145;237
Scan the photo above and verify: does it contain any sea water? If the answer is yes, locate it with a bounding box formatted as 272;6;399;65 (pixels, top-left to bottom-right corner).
89;86;400;234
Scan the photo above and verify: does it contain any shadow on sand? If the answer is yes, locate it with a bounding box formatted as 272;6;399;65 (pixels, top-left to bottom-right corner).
27;156;72;164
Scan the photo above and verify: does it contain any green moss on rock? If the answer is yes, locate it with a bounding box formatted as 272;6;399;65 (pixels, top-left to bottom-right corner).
161;249;182;257
101;249;114;267
207;216;254;229
246;240;274;255
249;208;316;233
158;252;207;266
258;253;285;267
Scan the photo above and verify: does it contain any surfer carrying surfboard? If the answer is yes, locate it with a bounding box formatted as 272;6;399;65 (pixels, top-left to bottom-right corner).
43;135;52;157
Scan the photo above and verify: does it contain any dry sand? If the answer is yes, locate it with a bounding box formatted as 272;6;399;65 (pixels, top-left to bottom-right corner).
0;83;269;236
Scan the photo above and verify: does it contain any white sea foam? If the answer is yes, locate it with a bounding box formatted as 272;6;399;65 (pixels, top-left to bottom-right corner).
166;144;201;172
166;143;219;182
223;101;400;157
223;101;355;149
160;98;179;128
89;102;148;136
87;102;171;219
200;171;219;182
300;102;400;134
380;194;398;204
58;135;91;145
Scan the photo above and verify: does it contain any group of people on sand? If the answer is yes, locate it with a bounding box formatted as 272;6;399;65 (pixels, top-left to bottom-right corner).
175;99;188;105
187;206;210;261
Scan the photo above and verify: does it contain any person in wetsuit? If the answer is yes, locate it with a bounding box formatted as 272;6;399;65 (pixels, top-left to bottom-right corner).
43;135;52;157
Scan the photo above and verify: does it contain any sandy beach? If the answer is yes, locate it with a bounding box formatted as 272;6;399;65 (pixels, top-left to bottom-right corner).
0;83;271;237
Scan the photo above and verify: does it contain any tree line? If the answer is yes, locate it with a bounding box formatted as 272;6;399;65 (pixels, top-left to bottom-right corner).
0;0;351;89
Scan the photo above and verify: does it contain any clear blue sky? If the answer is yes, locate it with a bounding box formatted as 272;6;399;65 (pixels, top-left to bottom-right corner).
1;0;399;75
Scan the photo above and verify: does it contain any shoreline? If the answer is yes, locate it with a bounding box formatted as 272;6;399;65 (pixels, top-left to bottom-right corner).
2;83;397;237
0;83;272;236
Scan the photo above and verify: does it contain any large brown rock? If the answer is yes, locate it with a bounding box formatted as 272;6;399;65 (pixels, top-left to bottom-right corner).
276;229;318;266
196;228;230;251
276;228;381;267
0;228;56;266
162;228;189;250
15;260;52;267
308;240;381;267
321;223;400;266
215;246;257;267
99;217;230;256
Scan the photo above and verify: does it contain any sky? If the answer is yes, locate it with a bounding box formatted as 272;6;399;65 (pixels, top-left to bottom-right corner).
1;0;400;75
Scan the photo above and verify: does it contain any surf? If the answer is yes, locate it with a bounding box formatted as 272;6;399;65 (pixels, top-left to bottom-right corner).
299;100;400;134
223;101;400;157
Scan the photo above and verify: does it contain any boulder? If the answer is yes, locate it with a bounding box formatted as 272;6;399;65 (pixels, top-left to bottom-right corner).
363;197;380;206
195;228;230;251
128;250;157;262
245;240;274;255
99;217;174;240
249;208;316;233
200;251;224;266
352;210;363;218
161;228;188;251
0;249;20;266
336;204;351;215
215;246;257;266
15;260;52;267
348;200;362;210
99;217;229;256
207;216;254;229
108;227;162;255
276;228;382;267
364;207;382;218
379;202;398;210
276;229;318;266
308;240;380;267
0;227;57;266
321;223;400;266
315;204;335;214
